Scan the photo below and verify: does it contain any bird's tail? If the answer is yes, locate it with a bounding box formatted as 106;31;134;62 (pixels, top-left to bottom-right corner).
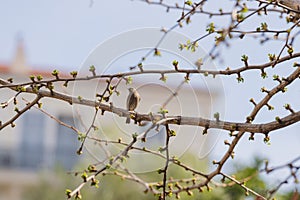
126;117;130;124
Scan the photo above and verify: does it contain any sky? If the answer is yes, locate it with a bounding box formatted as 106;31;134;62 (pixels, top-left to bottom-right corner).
1;0;300;190
0;1;180;68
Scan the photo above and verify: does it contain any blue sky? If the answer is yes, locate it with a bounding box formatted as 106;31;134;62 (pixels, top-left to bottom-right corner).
1;0;300;189
0;0;180;68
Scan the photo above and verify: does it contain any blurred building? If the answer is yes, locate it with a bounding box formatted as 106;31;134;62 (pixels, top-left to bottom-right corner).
0;41;82;200
0;41;220;200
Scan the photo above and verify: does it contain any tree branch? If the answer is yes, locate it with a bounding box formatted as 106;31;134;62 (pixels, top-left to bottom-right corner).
1;76;300;134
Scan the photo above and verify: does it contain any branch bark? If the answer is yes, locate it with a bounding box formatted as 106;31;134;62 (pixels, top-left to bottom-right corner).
1;77;299;134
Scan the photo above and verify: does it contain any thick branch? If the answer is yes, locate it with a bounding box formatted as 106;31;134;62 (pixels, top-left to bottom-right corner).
1;78;299;134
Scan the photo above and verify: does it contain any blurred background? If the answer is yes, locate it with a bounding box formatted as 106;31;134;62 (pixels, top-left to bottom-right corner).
0;1;300;199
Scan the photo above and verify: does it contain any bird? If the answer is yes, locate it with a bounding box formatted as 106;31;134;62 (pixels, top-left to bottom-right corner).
126;87;141;124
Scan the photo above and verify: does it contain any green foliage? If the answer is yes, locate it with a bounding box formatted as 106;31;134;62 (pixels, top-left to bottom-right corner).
51;69;59;79
89;65;95;72
185;0;193;6
287;46;294;56
154;48;162;56
179;40;198;52
224;159;267;199
70;71;78;78
89;65;96;76
214;112;220;121
158;108;168;115
261;71;268;79
168;129;176;137
172;60;179;69
23;170;154;200
21;157;298;200
159;74;167;82
206;23;215;34
268;53;276;62
260;22;268;31
241;55;248;63
126;76;133;85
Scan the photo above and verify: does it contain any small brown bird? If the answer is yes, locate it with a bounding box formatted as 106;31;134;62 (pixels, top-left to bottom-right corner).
126;87;141;124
